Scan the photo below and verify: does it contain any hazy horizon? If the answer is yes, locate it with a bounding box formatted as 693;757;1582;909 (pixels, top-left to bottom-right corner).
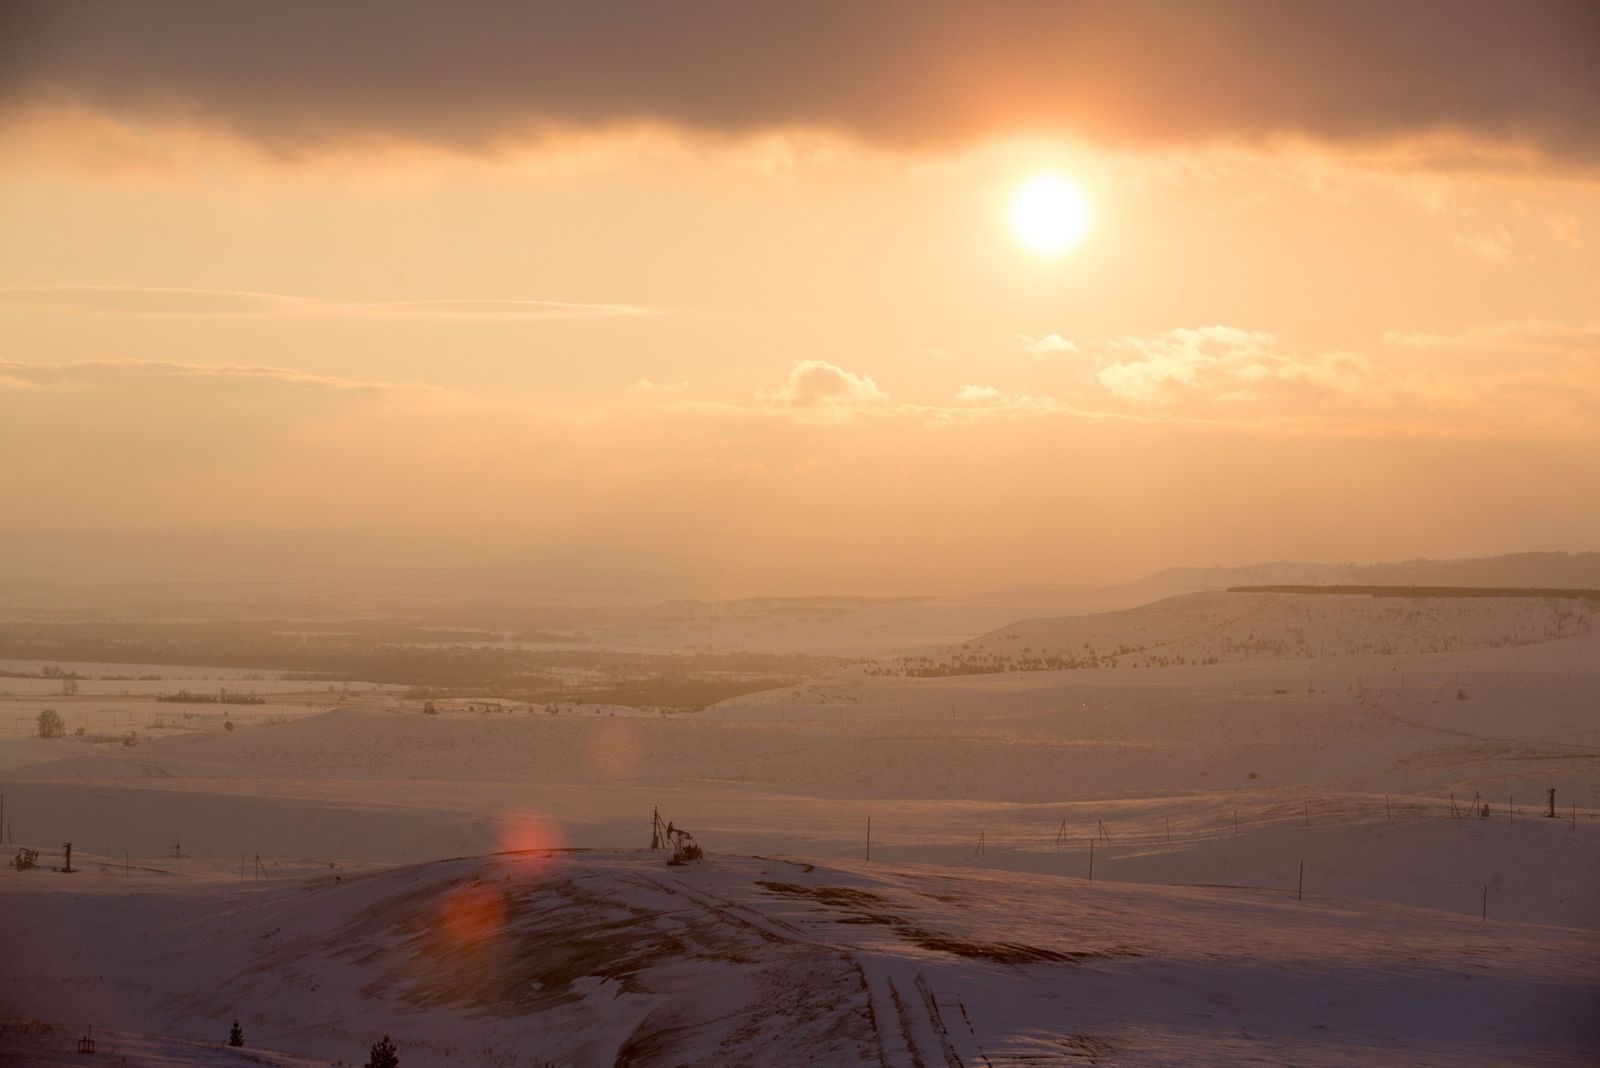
1;527;1598;607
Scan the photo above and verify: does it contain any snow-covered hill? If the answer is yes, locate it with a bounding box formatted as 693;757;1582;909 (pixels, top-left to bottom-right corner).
4;849;1596;1067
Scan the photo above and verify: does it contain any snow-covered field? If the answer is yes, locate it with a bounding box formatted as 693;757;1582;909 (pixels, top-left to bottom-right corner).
1;592;1597;1065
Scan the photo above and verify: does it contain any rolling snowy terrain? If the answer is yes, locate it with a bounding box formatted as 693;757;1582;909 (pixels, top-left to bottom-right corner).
2;590;1597;1065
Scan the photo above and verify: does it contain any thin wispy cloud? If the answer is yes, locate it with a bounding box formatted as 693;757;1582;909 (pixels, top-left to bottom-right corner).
0;358;454;398
0;285;652;319
950;384;1061;414
1385;320;1600;353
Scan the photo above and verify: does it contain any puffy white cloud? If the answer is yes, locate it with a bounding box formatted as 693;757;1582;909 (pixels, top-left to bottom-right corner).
1019;333;1077;358
1081;320;1600;437
1097;325;1278;402
758;359;889;424
953;384;1002;404
1094;325;1382;405
629;377;691;394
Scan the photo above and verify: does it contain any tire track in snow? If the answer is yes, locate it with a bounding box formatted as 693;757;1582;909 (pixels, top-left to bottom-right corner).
631;867;973;1067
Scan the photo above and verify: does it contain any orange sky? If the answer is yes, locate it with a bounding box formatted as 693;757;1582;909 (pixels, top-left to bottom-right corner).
1;3;1597;591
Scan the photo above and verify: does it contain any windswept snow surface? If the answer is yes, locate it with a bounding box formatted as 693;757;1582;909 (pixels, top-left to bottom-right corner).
4;850;1596;1067
0;1017;333;1067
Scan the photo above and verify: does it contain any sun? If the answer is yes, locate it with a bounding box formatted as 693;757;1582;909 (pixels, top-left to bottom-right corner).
1010;174;1090;256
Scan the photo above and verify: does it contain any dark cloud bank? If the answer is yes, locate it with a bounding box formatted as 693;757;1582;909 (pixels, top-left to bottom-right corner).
2;1;1597;162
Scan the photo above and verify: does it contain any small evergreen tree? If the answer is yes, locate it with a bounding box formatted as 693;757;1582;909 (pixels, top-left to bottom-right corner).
365;1034;399;1068
228;1019;244;1047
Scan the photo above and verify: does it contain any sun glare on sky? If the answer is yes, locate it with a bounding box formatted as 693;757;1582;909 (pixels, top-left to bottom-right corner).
1010;174;1090;256
2;5;1598;582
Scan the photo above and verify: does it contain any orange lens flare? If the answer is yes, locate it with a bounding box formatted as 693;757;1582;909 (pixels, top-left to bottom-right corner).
495;808;564;876
432;809;563;950
436;882;507;950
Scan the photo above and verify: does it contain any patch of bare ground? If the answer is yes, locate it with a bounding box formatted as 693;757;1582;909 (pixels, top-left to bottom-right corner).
756;880;890;908
755;880;1141;964
896;930;1138;965
1059;1032;1121;1061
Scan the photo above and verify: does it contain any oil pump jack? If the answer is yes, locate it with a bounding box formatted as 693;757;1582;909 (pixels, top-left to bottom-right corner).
650;806;703;865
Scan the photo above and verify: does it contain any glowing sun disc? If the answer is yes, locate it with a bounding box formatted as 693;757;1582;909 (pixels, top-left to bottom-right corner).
1010;175;1090;255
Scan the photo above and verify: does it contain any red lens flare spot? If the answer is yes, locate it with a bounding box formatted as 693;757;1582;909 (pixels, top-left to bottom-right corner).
496;809;564;876
436;882;507;949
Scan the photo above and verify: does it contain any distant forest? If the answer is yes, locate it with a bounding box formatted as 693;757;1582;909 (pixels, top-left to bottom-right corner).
0;622;842;709
1229;585;1600;600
